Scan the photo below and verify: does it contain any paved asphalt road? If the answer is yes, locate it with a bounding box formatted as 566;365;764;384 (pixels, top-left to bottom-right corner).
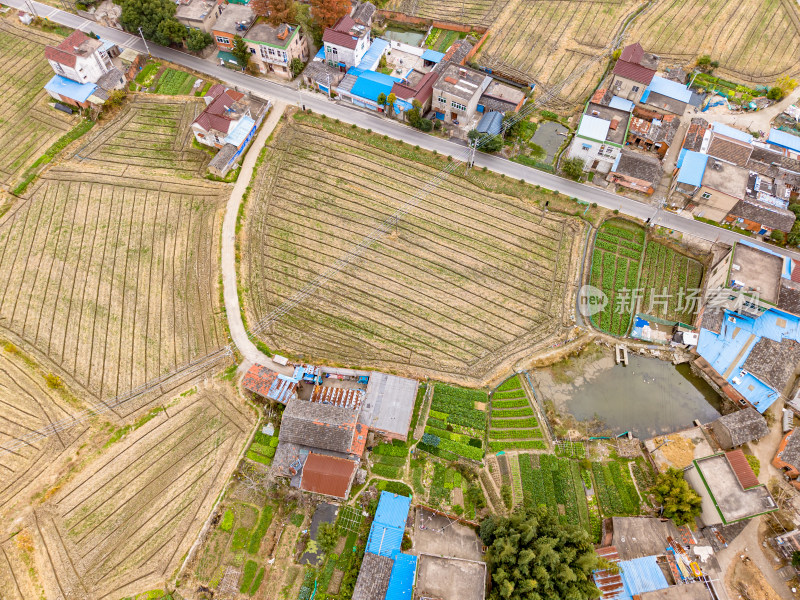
18;0;800;262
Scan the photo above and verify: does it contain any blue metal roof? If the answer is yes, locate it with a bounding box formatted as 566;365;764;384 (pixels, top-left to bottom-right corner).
768;128;800;153
375;491;411;528
314;46;325;60
385;552;417;600
712;122;753;144
358;38;390;71
224;115;255;147
676;150;708;187
618;557;669;596
44;74;96;103
609;96;634;112
476;111;503;135
645;75;692;103
421;49;445;63
349;69;402;104
366;522;404;557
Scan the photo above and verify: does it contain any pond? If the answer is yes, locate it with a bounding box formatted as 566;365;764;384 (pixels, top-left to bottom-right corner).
547;353;723;439
530;120;569;163
382;28;426;47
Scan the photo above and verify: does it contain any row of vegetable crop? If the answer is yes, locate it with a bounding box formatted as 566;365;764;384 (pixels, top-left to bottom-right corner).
488;428;543;439
430;384;487;430
591;461;640;516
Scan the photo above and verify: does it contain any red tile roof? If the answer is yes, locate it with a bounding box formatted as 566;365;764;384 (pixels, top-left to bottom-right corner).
323;15;361;49
791;259;800;283
45;30;92;68
390;71;439;104
593;547;623;599
300;453;357;498
350;422;367;456
242;364;279;397
726;449;760;489
612;59;656;85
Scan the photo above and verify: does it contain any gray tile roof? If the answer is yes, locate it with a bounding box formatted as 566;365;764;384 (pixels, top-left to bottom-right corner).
612;150;662;185
779;429;800;470
728;198;796;233
352;1;376;25
713;408;769;446
279;399;358;454
743;337;800;394
702;308;723;334
779;281;800;315
352;553;393;600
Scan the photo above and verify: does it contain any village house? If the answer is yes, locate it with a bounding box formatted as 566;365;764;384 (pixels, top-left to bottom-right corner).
641;75;693;114
351;0;376;26
709;407;769;449
706;122;754;167
610;42;657;103
774;428;800;490
302;60;345;94
44;30;125;108
244;22;308;78
431;62;491;125
175;0;223;33
322;15;371;71
477;79;526;115
390;70;440;117
725;196;796;235
767;128;800;160
211;3;253;52
567;101;631;174
626;111;680;158
607;150;662;195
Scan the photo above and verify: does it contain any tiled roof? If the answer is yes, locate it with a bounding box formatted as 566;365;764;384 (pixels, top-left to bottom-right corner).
352;1;376;25
593;547;623;599
612;59;655;85
193;111;232;134
45;30;95;68
726;449;760;489
323;28;359;49
743;336;800;392
352;553;393;600
619;42;644;63
612;150;662;185
300;452;357;498
779;280;800;314
242;364;279;397
778;429;800;470
701;308;723;334
728;198;796;233
708;134;753;167
45;46;77;68
713;407;769;446
205;83;227;100
683;117;709;151
279;399;359;454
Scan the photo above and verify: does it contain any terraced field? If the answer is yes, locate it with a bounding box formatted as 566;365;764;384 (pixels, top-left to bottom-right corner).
244;113;584;379
11;383;252;600
488;375;544;452
0;18;80;187
384;0;504;27
0;97;228;411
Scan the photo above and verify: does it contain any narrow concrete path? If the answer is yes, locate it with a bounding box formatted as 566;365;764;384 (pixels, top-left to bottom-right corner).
221;102;292;374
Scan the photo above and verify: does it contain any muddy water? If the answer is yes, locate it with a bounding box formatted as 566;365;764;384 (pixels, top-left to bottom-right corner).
382;29;426;46
541;353;723;438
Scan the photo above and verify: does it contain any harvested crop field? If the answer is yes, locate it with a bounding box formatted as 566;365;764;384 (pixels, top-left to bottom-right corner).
0;18;80;187
1;382;252;600
243;113;584;380
0;96;228;409
385;0;505;27
0;345;86;515
628;0;800;84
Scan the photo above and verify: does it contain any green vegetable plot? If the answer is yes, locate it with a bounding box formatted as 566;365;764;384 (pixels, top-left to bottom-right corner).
488;376;543;451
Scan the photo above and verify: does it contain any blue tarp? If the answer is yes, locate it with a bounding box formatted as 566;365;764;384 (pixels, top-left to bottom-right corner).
645;75;693;103
619;557;669;597
421;49;445;64
44;74;96;103
768;128;800;154
358;38;390;71
224;115;255;148
476;111;503;135
676;150;708;187
385;552;417;600
349;69;402;104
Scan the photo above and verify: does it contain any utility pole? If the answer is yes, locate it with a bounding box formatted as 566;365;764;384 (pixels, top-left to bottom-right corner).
138;27;151;57
25;0;38;19
468;138;476;169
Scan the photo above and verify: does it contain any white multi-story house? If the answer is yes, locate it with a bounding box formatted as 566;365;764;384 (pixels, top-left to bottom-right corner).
245;22;308;79
44;30;124;108
322;15;370;71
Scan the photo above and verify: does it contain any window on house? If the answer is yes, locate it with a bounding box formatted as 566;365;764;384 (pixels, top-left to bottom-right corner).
54;63;64;74
701;192;712;199
632;86;639;92
250;47;256;54
451;101;466;111
216;36;230;44
438;96;446;104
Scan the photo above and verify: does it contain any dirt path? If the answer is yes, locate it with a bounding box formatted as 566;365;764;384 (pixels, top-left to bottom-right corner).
221;101;293;374
702;85;800;134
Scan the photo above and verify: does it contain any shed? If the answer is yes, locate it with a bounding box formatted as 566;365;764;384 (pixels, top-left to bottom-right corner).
710;407;769;449
359;372;418;441
768;128;800;155
351;552;394;600
676;150;708;188
385;552;417;600
576;114;610;142
421;49;445;64
475;111;503;136
299;452;357;498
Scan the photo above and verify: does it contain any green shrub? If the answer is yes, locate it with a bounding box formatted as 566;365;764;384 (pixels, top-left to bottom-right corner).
220;509;234;532
249;566;265;594
290;513;304;527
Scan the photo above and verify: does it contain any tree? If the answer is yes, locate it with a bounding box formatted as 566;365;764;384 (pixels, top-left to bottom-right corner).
386;92;397;117
561;157;585;180
317;522;338;554
406;99;422;128
651;468;703;526
481;507;603;600
697;55;711;66
772;229;787;245
120;0;185;46
232;36;251;70
792;551;800;569
468;129;502;153
776;76;799;96
290;57;305;78
768;87;785;101
502;111;521;139
186;28;213;52
254;0;297;25
310;0;351;31
376;92;387;112
745;454;760;477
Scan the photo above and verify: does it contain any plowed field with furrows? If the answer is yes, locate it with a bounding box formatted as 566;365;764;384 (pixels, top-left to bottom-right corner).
384;0;505;27
0;97;228;411
244;116;583;378
22;384;251;600
0;19;80;187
